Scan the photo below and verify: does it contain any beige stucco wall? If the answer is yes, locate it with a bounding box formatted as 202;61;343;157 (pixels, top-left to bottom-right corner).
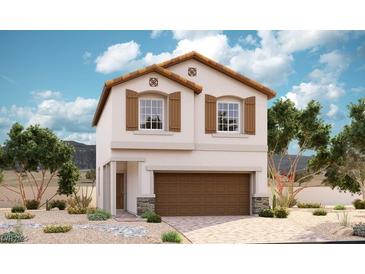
95;60;271;214
294;186;361;205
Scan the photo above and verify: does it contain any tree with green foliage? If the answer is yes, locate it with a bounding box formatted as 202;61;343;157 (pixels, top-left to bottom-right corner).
0;146;3;184
324;98;365;199
268;99;331;207
1;123;80;205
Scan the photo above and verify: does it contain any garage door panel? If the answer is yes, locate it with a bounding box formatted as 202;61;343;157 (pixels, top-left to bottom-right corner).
155;173;250;216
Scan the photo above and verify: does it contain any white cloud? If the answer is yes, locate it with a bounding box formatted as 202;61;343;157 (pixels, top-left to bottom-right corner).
94;30;350;87
0;96;98;145
82;51;92;64
171;30;222;40
95;41;141;74
277;30;348;53
150;30;163;39
32;90;61;100
284;50;348;108
28;97;97;133
238;34;258;47
326;104;345;121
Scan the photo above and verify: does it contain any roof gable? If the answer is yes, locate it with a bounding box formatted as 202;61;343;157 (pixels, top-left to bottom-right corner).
158;51;276;99
92;64;202;126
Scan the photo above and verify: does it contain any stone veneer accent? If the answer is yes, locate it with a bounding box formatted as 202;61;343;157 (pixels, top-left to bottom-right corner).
252;197;270;214
137;197;155;215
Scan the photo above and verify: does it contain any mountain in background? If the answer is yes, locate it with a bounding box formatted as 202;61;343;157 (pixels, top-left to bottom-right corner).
65;141;312;172
65;141;96;170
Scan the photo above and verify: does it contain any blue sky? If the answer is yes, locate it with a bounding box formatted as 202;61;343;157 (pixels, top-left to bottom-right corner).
0;30;364;146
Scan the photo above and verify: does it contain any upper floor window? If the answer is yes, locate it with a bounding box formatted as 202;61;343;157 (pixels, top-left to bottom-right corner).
139;98;164;130
217;101;240;132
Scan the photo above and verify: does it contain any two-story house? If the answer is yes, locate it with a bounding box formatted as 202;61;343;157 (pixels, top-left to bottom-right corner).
92;51;276;216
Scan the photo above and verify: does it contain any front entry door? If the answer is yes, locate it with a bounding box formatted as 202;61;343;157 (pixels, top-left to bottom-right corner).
116;174;124;209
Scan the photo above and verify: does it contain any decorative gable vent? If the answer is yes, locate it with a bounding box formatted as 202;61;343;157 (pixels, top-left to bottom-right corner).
149;77;158;87
188;67;197;77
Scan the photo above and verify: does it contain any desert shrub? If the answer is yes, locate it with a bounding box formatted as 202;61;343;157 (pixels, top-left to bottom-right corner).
0;231;25;243
313;208;327;216
259;208;274;218
334;204;346;210
353;223;365;237
43;224;72;233
11;205;25;213
87;209;112;221
161;231;182;243
337;211;350;227
141;210;154;219
147;212;162;223
25;199;40;210
86;207;97;214
5;212;34;219
49;200;67;210
353;199;365;209
67;207;87;214
297;202;322;208
274;207;289;218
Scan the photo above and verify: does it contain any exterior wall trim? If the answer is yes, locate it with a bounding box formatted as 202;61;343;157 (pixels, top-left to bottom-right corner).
211;133;249;138
195;143;267;152
146;165;262;172
133;131;174;136
111;141;194;150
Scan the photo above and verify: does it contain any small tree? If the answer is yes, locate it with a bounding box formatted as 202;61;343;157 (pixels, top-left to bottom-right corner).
85;169;96;184
1;123;80;205
268;99;331;207
324;99;365;199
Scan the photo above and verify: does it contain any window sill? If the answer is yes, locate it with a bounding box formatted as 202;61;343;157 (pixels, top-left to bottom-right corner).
133;130;174;136
212;133;249;138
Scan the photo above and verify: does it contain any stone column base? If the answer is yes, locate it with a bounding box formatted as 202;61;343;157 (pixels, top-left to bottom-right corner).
252;196;270;214
137;197;155;215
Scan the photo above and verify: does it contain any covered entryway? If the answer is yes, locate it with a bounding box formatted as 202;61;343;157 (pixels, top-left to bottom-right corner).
154;173;250;216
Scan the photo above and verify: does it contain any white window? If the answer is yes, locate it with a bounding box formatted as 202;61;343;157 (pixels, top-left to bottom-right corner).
217;102;240;132
139;98;164;130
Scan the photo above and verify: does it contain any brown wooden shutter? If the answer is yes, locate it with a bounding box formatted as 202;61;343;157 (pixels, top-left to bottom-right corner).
244;96;256;135
126;89;138;131
205;94;217;133
168;92;181;132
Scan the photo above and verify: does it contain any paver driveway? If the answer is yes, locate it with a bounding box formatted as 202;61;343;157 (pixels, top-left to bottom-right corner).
163;210;365;243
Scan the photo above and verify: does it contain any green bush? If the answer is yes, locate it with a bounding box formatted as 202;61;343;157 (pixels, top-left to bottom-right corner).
43;224;72;233
141;210;154;219
0;231;25;243
25;199;40;210
161;231;182;243
274;207;289;218
49;200;67;210
5;212;34;219
297;202;322;208
353;223;365;237
353;199;365;209
334;204;346;210
258;208;274;218
11;205;25;213
313;208;327;216
87;209;112;221
147;212;162;223
67;207;87;214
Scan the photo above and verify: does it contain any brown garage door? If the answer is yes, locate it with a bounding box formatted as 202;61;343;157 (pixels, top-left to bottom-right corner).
154;173;250;216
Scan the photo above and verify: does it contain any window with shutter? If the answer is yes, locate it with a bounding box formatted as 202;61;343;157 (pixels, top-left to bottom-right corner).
244;96;256;135
169;92;181;132
205;94;217;133
126;89;139;131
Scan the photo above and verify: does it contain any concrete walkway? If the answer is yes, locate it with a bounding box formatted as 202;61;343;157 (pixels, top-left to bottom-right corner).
163;210;365;243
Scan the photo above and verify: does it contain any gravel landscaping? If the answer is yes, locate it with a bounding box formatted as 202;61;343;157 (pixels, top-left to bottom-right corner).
0;209;189;244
